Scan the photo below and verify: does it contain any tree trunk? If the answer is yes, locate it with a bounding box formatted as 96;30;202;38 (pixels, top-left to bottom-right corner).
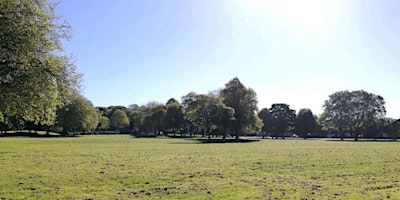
46;126;50;135
235;128;239;141
223;131;227;141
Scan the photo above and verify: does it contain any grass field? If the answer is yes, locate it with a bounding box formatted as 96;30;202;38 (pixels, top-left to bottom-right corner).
1;135;400;199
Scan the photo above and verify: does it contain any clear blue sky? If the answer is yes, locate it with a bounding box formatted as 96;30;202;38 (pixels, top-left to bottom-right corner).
56;0;400;118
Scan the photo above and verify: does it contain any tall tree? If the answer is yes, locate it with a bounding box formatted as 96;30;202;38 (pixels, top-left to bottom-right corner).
258;108;272;138
268;104;296;139
57;94;99;135
220;78;258;140
320;90;386;141
0;0;81;126
149;104;167;135
295;108;317;139
165;98;184;136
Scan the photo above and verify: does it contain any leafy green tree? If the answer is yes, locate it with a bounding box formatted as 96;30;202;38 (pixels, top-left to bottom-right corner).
258;108;272;138
98;116;110;133
321;90;386;141
132;109;147;133
295;108;317;139
386;120;400;141
268;104;296;139
183;94;215;138
125;109;137;133
57;94;99;135
181;92;200;136
0;0;81;126
110;109;129;132
149;104;167;135
243;114;263;136
165;98;184;136
220;78;258;140
213;103;235;140
183;93;233;140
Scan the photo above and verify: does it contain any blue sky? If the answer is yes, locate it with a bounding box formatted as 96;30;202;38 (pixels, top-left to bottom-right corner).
57;0;400;118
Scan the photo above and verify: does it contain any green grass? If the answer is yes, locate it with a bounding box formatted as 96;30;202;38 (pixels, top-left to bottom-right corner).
1;135;400;199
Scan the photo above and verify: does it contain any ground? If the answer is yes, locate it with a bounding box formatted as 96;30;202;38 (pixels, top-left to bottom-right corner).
0;135;399;199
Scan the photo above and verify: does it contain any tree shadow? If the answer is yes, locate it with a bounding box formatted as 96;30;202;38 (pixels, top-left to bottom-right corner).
131;133;158;138
0;132;62;138
326;139;399;142
195;138;260;144
165;135;195;139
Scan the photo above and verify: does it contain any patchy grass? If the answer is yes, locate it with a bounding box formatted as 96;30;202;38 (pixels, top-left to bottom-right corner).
0;136;400;199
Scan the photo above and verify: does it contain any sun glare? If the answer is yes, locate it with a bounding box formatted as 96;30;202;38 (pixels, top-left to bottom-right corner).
238;0;344;49
248;0;335;32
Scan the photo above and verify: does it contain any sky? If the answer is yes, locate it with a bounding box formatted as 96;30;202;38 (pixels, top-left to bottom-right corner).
56;0;400;118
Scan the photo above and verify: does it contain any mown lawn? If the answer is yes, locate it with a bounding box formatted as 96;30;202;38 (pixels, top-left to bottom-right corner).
1;135;400;199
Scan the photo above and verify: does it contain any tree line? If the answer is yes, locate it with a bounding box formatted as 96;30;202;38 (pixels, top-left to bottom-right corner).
1;1;399;140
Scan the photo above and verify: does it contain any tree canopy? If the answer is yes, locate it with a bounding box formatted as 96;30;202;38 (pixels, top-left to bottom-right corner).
320;90;386;141
295;108;317;139
265;103;296;139
56;94;98;134
110;109;129;132
0;0;81;126
220;77;258;140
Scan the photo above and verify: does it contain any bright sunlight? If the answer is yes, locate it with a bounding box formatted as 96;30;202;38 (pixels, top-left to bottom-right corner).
247;0;337;31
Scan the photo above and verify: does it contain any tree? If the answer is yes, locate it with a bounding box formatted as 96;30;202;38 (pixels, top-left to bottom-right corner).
184;94;218;139
182;93;234;140
364;118;387;140
110;109;129;132
267;104;296;139
295;108;317;139
320;90;386;141
0;0;81;126
165;98;184;136
98;116;110;133
57;94;99;135
212;103;235;140
220;78;258;140
243;114;263;136
388;120;400;141
258;108;272;138
149;104;167;135
130;109;146;134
